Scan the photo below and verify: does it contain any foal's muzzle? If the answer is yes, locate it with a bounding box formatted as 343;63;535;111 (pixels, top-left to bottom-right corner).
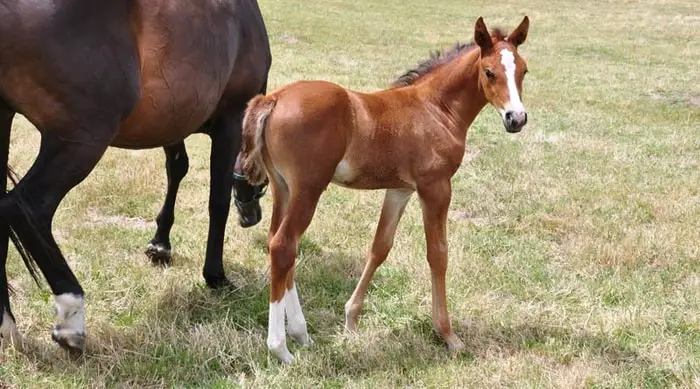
232;173;268;228
504;110;528;133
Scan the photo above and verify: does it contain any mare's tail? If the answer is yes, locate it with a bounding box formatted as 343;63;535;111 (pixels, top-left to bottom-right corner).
241;94;277;185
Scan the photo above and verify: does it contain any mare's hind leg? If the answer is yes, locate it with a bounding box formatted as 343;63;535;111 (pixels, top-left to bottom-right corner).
0;133;112;352
0;101;17;345
146;142;189;264
417;179;464;351
202;111;244;288
344;189;413;331
267;186;325;364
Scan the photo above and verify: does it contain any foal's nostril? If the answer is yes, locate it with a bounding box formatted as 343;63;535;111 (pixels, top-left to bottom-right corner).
505;111;514;123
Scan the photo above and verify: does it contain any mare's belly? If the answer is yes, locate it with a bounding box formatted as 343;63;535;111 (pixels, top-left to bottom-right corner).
111;80;223;149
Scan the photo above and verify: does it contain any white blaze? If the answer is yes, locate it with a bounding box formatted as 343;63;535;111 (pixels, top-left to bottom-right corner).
499;49;525;115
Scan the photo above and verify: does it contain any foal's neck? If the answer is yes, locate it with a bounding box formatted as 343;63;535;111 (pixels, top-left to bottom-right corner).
417;49;487;141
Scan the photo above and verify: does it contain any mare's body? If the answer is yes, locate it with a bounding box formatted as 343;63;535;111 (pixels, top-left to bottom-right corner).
0;0;271;352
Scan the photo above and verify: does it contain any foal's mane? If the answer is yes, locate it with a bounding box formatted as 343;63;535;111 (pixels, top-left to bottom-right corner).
392;28;506;88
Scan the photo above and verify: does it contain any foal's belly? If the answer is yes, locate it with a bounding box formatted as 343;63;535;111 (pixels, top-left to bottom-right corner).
332;158;415;190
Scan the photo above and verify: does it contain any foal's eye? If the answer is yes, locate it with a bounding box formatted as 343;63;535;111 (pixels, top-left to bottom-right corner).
485;69;495;80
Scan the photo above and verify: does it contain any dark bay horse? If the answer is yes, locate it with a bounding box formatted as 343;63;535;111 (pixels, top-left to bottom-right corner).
0;0;270;352
242;17;530;363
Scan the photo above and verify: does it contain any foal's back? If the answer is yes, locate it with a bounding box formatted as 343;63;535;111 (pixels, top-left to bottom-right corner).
262;80;465;190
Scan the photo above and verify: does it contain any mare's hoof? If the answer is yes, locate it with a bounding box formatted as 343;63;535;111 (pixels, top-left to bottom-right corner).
51;326;86;353
145;242;172;265
205;275;233;290
0;313;20;347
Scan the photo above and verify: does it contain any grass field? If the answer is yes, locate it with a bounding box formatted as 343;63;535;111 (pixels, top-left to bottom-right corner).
1;0;699;387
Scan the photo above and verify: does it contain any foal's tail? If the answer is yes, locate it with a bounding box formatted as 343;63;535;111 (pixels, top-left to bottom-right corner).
241;94;277;185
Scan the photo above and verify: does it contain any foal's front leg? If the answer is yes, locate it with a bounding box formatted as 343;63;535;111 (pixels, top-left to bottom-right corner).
418;180;464;351
345;189;413;331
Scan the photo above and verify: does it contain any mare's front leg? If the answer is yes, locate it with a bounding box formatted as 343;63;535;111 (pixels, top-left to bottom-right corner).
345;189;413;331
417;179;464;351
0;133;114;352
0;101;17;346
146;142;189;265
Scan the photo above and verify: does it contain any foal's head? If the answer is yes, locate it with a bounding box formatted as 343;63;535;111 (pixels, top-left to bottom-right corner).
474;16;530;133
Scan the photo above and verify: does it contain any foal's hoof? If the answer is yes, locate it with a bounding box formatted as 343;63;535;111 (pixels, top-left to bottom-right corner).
51;326;86;353
145;242;172;265
269;344;295;365
446;338;465;352
290;332;314;347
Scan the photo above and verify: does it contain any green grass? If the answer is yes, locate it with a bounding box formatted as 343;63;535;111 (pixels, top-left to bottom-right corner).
1;0;699;387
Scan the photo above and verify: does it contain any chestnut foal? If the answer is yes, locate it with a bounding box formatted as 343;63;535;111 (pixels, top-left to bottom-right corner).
242;16;530;364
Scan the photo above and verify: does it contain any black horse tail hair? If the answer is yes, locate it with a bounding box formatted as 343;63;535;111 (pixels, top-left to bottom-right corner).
5;166;42;288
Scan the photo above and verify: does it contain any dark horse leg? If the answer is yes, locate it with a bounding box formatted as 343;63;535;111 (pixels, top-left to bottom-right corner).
202;109;246;288
0;100;16;345
146;142;189;265
0;132;111;352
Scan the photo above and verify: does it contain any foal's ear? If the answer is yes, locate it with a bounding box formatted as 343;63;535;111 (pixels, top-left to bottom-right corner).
474;17;493;53
507;16;529;47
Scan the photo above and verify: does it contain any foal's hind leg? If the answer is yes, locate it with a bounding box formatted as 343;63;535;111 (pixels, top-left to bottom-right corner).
267;187;324;364
0;102;17;345
0;134;112;352
417;179;464;351
265;169;289;251
146;142;189;264
345;189;413;331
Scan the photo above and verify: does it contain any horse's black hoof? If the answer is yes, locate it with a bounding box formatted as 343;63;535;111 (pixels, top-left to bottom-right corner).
205;275;233;290
145;242;172;266
51;326;86;354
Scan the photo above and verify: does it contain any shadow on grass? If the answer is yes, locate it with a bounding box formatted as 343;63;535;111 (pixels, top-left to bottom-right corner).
7;239;656;385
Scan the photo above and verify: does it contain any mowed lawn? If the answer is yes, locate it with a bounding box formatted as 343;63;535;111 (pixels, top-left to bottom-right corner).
1;0;699;387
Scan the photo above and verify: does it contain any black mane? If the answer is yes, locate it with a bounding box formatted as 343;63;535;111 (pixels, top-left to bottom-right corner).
392;29;506;88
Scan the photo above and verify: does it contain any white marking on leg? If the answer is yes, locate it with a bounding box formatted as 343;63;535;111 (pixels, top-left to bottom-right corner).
499;49;526;117
285;283;312;346
267;298;294;364
52;293;86;350
0;311;18;345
